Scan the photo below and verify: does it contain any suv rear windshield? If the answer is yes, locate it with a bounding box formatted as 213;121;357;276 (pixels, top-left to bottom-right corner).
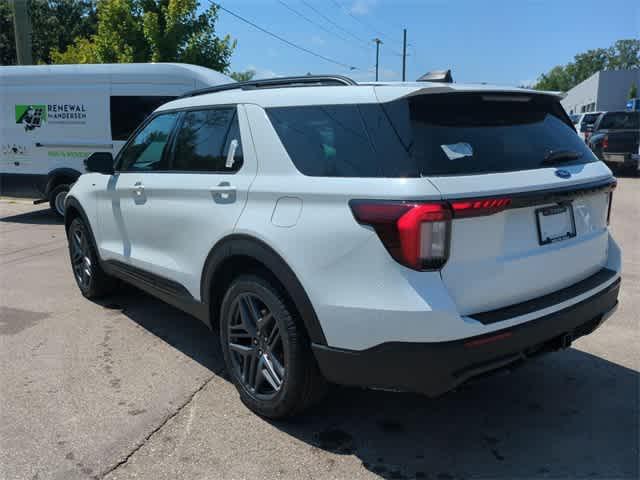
266;93;597;177
598;111;640;130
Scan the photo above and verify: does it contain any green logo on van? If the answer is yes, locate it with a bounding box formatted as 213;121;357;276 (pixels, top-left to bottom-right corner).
15;104;47;131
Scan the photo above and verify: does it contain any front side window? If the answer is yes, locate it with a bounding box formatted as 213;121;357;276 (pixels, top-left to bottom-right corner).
172;108;243;172
118;113;178;172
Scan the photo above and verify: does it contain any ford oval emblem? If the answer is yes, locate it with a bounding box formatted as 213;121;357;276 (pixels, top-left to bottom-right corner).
555;169;571;179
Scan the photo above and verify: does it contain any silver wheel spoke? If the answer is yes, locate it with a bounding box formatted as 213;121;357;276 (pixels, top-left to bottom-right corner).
270;353;285;379
245;351;260;389
237;296;257;336
267;326;280;350
229;342;253;356
262;354;283;390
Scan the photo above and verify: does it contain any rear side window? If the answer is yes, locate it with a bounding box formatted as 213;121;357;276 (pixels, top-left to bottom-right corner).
110;96;176;141
266;104;411;177
172;108;243;172
598;112;639;130
267;93;597;177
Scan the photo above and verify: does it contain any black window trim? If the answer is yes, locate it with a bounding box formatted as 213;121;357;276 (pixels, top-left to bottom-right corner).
110;95;177;142
115;104;245;175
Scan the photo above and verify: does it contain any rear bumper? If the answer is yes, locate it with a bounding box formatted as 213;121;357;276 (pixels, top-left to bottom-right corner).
312;277;620;397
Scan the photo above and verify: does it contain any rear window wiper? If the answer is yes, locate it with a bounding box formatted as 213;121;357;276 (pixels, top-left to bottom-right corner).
542;150;583;165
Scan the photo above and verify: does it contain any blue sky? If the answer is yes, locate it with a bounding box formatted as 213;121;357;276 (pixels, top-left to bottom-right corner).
212;0;639;85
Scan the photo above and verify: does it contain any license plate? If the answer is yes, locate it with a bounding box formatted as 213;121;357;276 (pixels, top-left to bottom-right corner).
606;154;626;163
536;203;576;245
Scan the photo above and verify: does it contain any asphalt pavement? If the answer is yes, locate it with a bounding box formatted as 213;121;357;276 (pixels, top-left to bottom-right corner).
0;178;638;480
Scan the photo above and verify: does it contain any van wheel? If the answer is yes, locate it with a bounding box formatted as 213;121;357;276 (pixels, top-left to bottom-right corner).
49;184;69;218
220;274;327;418
67;217;117;299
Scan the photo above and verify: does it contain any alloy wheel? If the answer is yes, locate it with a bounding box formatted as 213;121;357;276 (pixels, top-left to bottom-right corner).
227;293;286;399
70;224;92;290
54;190;67;217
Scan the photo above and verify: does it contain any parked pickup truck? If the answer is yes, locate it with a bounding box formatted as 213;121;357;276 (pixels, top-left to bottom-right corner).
588;111;640;175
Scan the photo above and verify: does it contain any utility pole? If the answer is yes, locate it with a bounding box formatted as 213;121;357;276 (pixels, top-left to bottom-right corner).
373;38;382;81
10;0;33;65
402;29;407;82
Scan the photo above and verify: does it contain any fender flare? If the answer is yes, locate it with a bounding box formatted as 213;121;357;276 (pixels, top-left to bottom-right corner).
201;234;327;345
45;168;82;196
64;196;101;258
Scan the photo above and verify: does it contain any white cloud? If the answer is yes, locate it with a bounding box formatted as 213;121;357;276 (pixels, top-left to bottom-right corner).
350;0;377;15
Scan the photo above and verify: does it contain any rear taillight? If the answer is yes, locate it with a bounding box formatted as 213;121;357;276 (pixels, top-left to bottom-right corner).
602;135;609;150
450;198;511;218
350;197;512;271
607;190;616;227
350;201;451;270
606;182;616;225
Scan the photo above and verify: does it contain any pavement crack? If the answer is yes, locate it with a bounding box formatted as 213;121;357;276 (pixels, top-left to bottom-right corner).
98;374;215;478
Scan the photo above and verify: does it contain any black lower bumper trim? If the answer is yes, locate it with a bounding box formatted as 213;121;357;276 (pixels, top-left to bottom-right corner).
470;267;617;324
312;277;620;397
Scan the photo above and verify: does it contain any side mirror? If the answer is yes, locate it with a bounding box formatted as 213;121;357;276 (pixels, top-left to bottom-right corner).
85;152;114;175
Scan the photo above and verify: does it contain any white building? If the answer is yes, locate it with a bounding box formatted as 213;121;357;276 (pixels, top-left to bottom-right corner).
561;69;639;115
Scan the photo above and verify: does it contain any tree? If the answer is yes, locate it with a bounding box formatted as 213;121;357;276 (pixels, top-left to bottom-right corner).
608;39;640;70
534;39;640;92
230;70;255;82
53;0;235;72
630;83;638;100
0;1;15;65
0;0;97;65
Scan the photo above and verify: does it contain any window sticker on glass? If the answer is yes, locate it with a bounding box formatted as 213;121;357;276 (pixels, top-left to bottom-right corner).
441;142;473;160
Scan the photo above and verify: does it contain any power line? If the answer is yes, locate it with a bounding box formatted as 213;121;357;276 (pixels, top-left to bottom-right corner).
300;0;369;46
328;0;403;55
299;0;399;60
276;0;356;47
212;2;359;71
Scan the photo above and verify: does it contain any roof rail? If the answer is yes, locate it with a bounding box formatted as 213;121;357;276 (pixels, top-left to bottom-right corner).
180;75;357;98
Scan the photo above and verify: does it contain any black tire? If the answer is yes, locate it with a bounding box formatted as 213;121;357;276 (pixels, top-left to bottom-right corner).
67;217;117;299
220;274;327;418
49;184;69;218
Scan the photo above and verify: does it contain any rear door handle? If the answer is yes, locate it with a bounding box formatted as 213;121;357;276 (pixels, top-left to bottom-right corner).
210;181;236;203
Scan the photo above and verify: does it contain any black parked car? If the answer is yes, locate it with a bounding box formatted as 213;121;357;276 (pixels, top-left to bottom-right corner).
587;111;640;175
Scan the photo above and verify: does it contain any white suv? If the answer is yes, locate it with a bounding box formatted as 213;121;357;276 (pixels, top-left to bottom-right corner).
65;76;621;418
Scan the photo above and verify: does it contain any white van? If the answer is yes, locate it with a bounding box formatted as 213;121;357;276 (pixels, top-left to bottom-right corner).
0;63;231;216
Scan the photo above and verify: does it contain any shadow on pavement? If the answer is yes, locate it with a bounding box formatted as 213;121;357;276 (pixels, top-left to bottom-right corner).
101;288;640;480
0;206;62;225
